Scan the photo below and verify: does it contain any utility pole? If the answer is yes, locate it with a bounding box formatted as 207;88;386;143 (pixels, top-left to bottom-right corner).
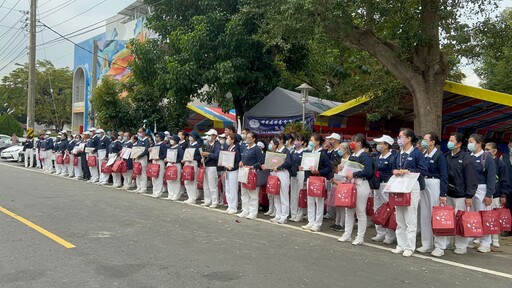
90;40;98;128
26;0;36;138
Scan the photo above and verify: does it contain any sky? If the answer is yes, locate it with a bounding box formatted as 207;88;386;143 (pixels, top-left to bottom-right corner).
0;0;511;87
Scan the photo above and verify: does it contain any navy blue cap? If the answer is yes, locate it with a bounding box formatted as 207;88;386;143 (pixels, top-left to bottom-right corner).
190;131;200;140
171;135;180;142
157;132;165;140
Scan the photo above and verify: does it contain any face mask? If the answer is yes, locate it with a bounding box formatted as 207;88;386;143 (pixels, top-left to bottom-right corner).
206;136;212;142
241;134;246;140
226;139;232;146
170;140;176;145
189;136;194;142
307;141;315;151
349;142;356;151
337;150;344;157
268;143;273;151
294;142;301;149
467;143;476;152
376;144;383;153
397;138;405;148
68;137;72;141
421;139;429;149
75;138;79;141
447;141;455;151
219;139;226;145
137;133;143;139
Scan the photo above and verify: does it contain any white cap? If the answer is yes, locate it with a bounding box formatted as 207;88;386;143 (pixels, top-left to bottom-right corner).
88;127;96;131
45;131;51;135
374;135;394;146
164;131;170;136
97;129;105;133
257;141;265;149
57;132;62;135
84;131;91;135
205;129;218;136
218;133;226;138
326;133;341;141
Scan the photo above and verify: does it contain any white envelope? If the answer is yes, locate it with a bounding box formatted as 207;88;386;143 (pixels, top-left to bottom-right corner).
383;173;421;193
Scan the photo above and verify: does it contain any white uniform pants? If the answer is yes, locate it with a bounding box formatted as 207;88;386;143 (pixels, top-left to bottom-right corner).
435;197;470;250
184;161;198;201
122;168;133;189
419;179;441;249
135;157;148;191
374;183;396;240
471;184;492;248
290;172;305;219
166;163;182;200
55;152;62;175
43;150;53;172
395;182;421;251
35;150;41;168
24;149;34;167
226;170;239;212
203;166;219;205
74;156;83;178
240;184;259;217
60;154;69;175
151;160;165;197
89;153;99;182
66;154;74;177
98;150;109;183
491;197;502;244
273;170;290;221
344;180;371;240
51;152;57;173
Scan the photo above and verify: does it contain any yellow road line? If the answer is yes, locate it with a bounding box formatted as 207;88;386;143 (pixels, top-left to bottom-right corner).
0;205;76;249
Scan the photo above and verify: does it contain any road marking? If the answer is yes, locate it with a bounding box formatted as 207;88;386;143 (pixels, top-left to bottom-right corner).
0;205;76;249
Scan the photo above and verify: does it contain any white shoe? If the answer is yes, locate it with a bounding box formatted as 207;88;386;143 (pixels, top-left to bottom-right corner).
391;248;404;254
431;248;444;257
184;199;196;204
301;223;313;230
416;246;433;253
492;240;500;248
269;212;276;217
226;210;237;215
270;217;279;223
263;210;274;216
209;204;218;208
402;250;414;257
382;238;395;245
138;190;147;194
201;202;211;207
473;239;480;244
338;233;352;242
323;214;334;220
477;246;491;253
289;216;302;222
277;218;287;224
453;248;467;255
352;237;364;246
246;214;257;220
236;212;249;218
371;235;385;242
310;226;320;232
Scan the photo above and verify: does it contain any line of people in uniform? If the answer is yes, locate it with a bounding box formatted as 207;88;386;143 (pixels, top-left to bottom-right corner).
26;126;512;258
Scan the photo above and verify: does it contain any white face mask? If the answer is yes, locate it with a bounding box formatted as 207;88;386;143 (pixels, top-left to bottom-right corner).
226;139;232;146
189;136;194;142
170;140;176;145
219;139;226;145
206;135;212;142
241;134;246;140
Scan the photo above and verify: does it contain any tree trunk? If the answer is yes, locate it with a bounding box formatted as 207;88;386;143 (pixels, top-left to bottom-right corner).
410;76;444;135
233;96;245;128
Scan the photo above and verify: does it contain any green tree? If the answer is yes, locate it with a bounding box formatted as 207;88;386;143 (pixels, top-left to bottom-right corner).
0;60;72;131
256;0;498;134
0;113;23;136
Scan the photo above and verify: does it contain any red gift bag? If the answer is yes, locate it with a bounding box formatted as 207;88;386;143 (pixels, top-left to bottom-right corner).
132;161;142;176
496;207;512;231
87;155;97;167
101;161;113;174
182;165;195;181
299;188;308;209
64;155;70;164
334;183;357;208
432;205;456;236
73;156;79;167
383;208;397;230
307;176;326;198
388;193;411;206
372;201;393;226
56;154;64;165
197;166;205;189
455;210;463;236
460;211;484;238
481;209;501;235
266;175;281;195
242;171;257;190
366;196;375;216
112;160;127;173
326;186;336;207
164;165;178;181
146;163;160;178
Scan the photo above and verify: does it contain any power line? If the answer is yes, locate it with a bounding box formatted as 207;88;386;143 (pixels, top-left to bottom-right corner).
40;0;79;18
38;0;53;8
0;0;22;23
52;0;108;28
0;34;28;65
0;28;25;60
0;47;26;72
0;14;25;41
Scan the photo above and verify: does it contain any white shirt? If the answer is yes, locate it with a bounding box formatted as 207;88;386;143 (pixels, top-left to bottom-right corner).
426;148;437;158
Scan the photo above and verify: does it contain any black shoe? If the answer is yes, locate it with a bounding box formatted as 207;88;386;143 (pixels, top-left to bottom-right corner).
329;223;337;229
334;225;344;232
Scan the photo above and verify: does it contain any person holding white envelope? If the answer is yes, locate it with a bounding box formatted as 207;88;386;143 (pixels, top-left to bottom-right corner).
223;134;241;214
134;128;150;193
150;132;168;198
201;129;222;208
290;134;307;222
182;131;203;204
121;134;135;190
165;135;185;200
97;129;111;185
108;131;124;188
390;128;428;257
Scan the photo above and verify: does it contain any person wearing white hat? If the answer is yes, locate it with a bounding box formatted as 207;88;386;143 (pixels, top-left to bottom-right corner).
71;134;83;179
41;131;53;173
370;134;397;244
57;132;69;176
201;129;222;207
325;133;343;221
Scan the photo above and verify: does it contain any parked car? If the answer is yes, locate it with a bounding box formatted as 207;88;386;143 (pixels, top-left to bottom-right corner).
0;134;10;139
0;138;12;152
0;138;26;162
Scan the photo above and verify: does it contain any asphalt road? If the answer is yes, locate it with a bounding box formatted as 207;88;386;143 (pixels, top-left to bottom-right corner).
0;162;511;288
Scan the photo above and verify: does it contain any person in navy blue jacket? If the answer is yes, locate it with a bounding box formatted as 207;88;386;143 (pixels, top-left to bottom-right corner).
467;134;496;253
43;132;54;173
121;134;136;190
57;132;69;176
201;129;222;207
485;142;510;247
182;130;202;204
370;135;397;244
300;133;333;232
222;133;242;214
390;128;428;258
65;134;77;178
134;128;150;193
108;131;124;188
237;132;265;220
164;135;185;200
52;132;61;174
96;129;111;185
262;133;292;224
418;132;449;256
289;134;307;222
339;133;374;245
149;132;168;198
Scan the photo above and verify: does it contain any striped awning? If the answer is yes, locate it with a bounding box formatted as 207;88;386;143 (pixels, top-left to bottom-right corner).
186;105;236;129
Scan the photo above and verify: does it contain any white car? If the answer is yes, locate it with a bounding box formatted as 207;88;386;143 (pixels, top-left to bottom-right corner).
0;138;26;162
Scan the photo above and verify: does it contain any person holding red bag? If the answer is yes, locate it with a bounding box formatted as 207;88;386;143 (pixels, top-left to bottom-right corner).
223;134;241;214
262;134;292;224
467;134;496;253
338;134;374;245
485;142;510;247
289;135;306;222
201;129;222;208
164;135;185;200
390;128;428;257
300;133;333;232
108;131;124;188
149;132;168;198
182;131;203;204
133;128;150;194
435;132;478;256
370;135;397;245
417;132;448;255
237;132;265;220
121;134;135;190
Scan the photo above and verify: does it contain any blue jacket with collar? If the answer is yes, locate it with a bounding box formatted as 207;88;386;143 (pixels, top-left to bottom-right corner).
471;152;496;198
493;156;510;198
445;150;478;198
134;137;150;159
241;144;264;170
425;149;448;197
349;151;374;180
